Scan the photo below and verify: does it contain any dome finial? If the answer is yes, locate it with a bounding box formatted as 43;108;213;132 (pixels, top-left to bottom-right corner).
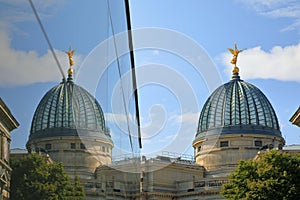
228;43;245;79
64;46;76;79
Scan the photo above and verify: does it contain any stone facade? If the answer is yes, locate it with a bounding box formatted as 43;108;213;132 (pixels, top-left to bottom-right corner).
84;156;226;200
0;98;19;200
193;133;285;173
27;135;113;180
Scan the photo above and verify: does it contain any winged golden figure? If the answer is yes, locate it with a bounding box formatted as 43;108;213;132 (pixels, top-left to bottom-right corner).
64;46;76;67
228;43;245;73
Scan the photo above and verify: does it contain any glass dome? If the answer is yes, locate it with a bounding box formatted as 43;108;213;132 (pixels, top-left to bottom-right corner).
195;73;282;140
29;78;110;140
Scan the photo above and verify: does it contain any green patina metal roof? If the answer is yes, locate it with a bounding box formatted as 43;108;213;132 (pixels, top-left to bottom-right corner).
29;78;110;140
195;72;282;140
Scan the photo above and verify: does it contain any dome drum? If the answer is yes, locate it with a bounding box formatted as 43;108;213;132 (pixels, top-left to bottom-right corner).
28;127;112;142
26;136;113;179
194;125;282;142
193;133;285;172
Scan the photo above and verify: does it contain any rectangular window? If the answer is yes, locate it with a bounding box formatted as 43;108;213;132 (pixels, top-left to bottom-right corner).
220;141;229;147
102;146;105;152
80;143;86;149
45;143;52;150
255;140;262;147
70;143;76;149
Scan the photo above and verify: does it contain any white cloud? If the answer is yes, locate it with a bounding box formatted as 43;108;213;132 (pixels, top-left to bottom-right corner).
240;0;299;16
239;0;300;32
172;112;200;125
0;0;77;86
105;113;132;126
220;43;300;82
0;31;82;86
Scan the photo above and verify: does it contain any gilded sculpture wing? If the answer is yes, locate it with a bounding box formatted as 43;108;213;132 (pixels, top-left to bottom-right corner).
71;50;76;56
239;48;246;53
228;48;235;55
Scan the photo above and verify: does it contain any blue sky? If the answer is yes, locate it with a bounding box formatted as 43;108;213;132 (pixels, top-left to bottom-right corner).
0;0;300;157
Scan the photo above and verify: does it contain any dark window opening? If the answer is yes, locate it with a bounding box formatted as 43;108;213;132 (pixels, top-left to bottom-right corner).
70;143;76;149
80;143;86;149
255;140;262;147
198;146;201;152
45;143;52;150
220;141;229;147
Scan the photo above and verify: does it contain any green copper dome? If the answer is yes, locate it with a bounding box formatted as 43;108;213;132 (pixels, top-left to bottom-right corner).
29;78;110;140
195;72;282;140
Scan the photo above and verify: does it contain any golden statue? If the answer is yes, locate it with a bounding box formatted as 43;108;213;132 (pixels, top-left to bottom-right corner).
64;46;75;76
228;43;244;73
64;46;76;66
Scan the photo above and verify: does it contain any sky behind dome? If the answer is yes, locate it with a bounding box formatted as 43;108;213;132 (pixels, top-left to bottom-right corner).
0;0;300;156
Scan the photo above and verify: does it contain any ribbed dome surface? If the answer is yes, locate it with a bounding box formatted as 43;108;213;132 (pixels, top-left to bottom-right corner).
30;79;110;140
196;74;281;139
